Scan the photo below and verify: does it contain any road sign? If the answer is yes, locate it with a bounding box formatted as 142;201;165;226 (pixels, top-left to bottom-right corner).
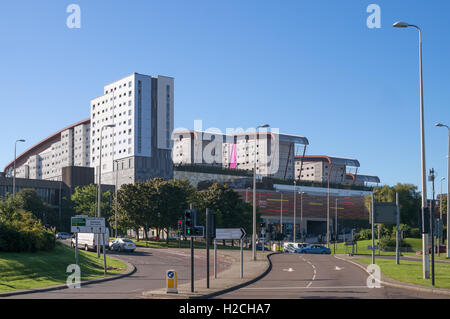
215;228;246;240
373;203;397;224
166;269;178;294
71;216;106;233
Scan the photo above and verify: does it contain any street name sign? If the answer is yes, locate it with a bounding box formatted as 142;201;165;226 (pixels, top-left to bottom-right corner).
215;228;246;240
71;215;106;233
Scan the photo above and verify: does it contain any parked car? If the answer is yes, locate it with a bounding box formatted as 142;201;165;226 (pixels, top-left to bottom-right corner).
283;243;296;253
297;244;331;254
416;245;446;255
71;229;109;251
109;238;136;252
56;232;71;240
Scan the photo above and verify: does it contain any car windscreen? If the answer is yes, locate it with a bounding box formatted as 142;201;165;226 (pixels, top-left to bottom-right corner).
122;239;133;243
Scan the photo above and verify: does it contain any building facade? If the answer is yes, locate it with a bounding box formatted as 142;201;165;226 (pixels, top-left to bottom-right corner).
4;73;174;189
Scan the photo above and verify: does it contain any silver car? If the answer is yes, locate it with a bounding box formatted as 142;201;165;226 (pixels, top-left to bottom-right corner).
109;238;136;252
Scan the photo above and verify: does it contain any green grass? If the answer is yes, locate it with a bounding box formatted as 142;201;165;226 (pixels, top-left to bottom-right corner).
0;243;126;293
332;237;450;260
357;257;450;289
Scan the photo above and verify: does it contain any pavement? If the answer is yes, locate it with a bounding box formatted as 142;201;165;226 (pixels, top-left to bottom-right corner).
141;249;273;299
214;253;450;299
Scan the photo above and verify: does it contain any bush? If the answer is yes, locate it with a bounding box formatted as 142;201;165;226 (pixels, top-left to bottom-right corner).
407;227;421;238
0;210;56;253
379;236;412;252
355;229;372;240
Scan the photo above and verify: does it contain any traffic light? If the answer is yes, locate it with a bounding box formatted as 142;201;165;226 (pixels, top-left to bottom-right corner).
177;218;184;232
185;210;192;236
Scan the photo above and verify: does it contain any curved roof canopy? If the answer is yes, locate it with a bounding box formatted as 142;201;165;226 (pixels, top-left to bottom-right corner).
3;118;90;173
295;155;360;167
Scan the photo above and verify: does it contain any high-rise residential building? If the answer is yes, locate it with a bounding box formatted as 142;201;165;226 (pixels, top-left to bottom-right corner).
4;72;174;188
90;73;174;187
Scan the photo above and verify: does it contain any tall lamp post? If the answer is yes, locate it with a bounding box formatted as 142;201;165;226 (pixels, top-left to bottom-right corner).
440;176;445;246
97;124;116;257
436;123;449;257
13;139;26;198
394;21;429;279
252;124;269;261
293;181;297;242
300;191;305;242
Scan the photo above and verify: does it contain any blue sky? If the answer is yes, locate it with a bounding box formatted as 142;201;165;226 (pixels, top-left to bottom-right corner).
0;1;449;197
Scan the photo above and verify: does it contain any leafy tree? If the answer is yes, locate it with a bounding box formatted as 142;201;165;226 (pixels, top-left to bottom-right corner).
192;183;257;235
15;188;52;224
71;184;112;219
365;183;421;227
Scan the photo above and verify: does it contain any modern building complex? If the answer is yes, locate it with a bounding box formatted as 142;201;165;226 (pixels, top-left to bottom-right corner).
3;71;380;239
4;73;174;189
172;130;309;180
4;118;91;182
90;73;174;187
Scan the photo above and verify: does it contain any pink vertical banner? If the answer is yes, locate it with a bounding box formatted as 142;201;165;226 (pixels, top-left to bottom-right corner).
229;144;237;169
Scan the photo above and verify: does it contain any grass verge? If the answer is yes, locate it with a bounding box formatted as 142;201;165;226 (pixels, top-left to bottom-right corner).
0;242;126;293
357;257;450;289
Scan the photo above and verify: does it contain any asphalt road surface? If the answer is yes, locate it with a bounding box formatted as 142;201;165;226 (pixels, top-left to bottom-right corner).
215;253;450;299
6;246;231;299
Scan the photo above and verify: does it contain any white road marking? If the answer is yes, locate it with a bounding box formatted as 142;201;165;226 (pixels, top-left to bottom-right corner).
282;267;295;272
335;266;343;271
241;286;381;290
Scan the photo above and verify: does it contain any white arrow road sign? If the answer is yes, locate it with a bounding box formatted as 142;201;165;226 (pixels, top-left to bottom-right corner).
215;228;246;240
335;266;343;271
283;268;294;272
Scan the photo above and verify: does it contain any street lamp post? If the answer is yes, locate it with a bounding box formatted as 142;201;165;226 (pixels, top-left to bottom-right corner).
97;124;116;257
439;176;445;247
114;159;119;238
300;191;305;242
334;198;338;254
436;123;450;257
13;139;25;198
394;21;429;279
293;181;297;242
252;124;269;261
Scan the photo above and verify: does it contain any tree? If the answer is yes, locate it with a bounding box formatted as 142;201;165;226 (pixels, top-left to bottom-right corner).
71;185;112;219
193;183;257;235
113;182;150;239
15;189;52;225
365;183;421;227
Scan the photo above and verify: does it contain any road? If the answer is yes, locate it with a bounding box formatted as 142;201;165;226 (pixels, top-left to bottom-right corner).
6;246;232;299
215;253;450;299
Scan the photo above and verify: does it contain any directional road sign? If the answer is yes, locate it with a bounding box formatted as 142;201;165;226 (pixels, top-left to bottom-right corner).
215;228;246;240
71;215;106;233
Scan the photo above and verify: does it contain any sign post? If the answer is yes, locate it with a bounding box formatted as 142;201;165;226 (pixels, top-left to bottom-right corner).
206;208;210;289
396;192;400;264
71;215;107;273
215;228;246;279
166;270;178;294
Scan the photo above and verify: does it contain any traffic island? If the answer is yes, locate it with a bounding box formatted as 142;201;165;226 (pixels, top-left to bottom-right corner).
141;250;275;299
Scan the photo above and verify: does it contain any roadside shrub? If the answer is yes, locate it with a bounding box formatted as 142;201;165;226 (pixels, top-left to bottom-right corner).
0;210;56;253
355;228;372;240
407;227;421;238
379;237;411;252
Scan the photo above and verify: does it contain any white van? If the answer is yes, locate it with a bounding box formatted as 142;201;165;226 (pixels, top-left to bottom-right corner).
71;229;109;251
